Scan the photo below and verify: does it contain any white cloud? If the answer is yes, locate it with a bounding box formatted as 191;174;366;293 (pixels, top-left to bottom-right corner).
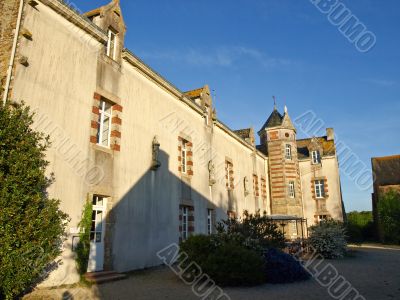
362;78;397;87
139;46;293;69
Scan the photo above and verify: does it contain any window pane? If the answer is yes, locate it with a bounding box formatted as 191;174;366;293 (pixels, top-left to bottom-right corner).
102;115;110;146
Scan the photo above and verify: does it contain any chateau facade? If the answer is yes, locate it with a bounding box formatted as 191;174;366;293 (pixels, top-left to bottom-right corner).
0;0;344;286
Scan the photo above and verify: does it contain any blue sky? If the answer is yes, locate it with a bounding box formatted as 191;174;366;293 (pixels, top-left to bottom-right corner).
74;0;399;212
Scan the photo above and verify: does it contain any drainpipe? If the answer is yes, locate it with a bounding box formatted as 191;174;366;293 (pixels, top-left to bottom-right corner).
2;0;24;107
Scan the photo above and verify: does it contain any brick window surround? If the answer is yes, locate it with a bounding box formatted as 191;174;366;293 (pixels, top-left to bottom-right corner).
179;205;194;242
90;92;122;151
311;178;329;200
178;137;193;176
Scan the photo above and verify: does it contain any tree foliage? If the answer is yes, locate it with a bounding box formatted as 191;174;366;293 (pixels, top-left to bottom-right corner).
216;210;286;251
346;211;374;243
378;190;400;244
0;103;69;299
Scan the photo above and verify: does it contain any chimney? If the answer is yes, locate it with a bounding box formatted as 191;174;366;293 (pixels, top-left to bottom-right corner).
326;128;334;141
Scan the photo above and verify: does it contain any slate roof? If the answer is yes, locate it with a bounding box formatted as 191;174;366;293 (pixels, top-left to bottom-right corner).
371;155;400;186
296;137;336;159
259;109;283;132
234;128;252;140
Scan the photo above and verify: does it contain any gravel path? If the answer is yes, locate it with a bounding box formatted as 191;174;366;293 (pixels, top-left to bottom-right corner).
24;247;400;300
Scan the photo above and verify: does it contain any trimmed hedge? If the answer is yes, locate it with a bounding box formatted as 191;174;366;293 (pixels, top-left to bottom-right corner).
180;235;264;286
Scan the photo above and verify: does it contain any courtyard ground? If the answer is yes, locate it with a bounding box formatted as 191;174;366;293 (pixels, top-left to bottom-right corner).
24;247;400;300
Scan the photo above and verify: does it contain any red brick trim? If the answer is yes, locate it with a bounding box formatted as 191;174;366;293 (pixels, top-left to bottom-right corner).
113;104;123;112
111;144;120;151
111;130;121;138
94;92;102;100
91;120;98;129
112;116;122;125
92;106;100;115
90;136;98;144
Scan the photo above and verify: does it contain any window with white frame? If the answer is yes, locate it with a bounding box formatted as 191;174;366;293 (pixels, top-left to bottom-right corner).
312;150;321;164
207;209;213;235
97;100;112;147
318;215;328;222
106;28;117;60
289;181;295;198
285;144;292;160
314;180;325;199
181;206;189;240
181;140;188;174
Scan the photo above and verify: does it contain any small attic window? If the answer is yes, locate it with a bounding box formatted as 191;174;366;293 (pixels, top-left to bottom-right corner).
106;28;118;60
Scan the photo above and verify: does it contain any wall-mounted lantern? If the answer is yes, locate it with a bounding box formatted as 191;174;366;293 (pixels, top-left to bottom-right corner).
151;136;161;171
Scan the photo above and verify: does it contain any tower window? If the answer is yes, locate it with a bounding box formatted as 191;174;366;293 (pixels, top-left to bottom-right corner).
288;181;295;198
106;28;117;60
312;150;321;164
285;144;292;160
315;180;325;199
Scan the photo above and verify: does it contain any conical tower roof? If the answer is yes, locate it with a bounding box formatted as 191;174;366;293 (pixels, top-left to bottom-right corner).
258;108;283;134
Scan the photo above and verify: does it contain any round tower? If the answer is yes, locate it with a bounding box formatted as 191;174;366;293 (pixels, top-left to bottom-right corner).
258;105;304;220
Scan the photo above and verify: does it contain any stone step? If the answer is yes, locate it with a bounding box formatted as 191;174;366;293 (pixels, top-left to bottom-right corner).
85;271;127;284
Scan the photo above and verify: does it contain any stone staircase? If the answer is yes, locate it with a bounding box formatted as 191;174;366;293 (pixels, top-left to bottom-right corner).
84;271;127;284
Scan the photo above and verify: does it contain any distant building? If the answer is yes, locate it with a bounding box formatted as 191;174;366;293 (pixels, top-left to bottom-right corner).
1;0;344;287
371;155;400;240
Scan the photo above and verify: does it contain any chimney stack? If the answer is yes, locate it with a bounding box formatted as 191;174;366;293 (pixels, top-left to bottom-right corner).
326;128;334;141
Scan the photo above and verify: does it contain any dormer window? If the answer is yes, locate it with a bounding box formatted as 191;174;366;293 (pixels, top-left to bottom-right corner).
106;28;118;60
311;150;321;164
285;144;292;160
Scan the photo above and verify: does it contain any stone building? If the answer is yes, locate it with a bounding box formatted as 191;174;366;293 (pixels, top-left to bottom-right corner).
0;0;344;286
371;155;400;241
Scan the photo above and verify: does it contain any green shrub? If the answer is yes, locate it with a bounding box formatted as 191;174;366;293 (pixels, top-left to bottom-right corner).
308;220;347;259
0;103;69;299
204;242;264;286
179;235;264;286
378;190;400;244
216;210;285;251
179;234;215;268
75;200;93;275
346;211;374;243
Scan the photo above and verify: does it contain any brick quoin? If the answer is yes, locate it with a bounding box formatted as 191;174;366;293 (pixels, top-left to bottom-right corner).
90;136;97;144
112;116;122;125
111;144;120;151
113;104;123;112
92;106;100;115
93;92;102;100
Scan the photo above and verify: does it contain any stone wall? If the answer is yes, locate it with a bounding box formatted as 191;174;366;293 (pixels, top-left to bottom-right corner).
0;0;23;100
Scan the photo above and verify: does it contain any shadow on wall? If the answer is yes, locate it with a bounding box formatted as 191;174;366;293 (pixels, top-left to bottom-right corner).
99;148;236;273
